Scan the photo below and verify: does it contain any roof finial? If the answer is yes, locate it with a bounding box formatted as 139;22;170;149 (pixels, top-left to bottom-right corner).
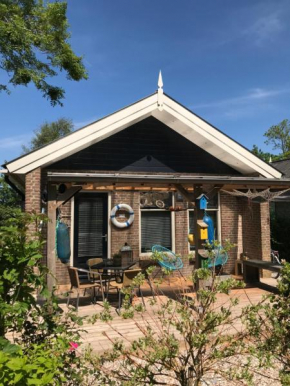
157;70;164;111
158;70;163;89
269;156;272;163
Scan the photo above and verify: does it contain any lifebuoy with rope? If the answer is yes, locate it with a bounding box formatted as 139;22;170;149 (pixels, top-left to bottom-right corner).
110;204;134;228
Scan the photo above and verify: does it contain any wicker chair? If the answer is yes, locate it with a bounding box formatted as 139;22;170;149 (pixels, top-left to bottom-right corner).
109;269;145;313
67;267;104;310
151;245;184;279
87;258;115;280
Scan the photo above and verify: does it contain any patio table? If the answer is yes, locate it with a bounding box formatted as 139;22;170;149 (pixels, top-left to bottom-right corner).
91;259;139;298
91;259;138;272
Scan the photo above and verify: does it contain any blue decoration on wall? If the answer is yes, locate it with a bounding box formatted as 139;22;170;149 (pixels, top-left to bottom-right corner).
203;213;214;244
196;193;209;210
56;221;71;264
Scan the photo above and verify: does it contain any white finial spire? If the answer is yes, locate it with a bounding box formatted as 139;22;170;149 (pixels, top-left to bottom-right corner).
157;70;164;110
158;70;163;89
269;156;272;163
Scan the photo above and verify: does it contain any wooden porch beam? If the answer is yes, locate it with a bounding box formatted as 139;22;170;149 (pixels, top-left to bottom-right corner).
47;185;82;292
47;184;57;292
56;186;82;208
174;184;195;207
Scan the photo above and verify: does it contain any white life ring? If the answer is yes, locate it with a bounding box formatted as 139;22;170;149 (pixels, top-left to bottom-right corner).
110;204;134;228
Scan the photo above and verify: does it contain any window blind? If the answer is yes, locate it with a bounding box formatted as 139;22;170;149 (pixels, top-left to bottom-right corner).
141;211;171;253
77;197;103;257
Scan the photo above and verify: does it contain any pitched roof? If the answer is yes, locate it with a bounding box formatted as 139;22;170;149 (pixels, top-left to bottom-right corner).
272;158;290;178
4;90;281;178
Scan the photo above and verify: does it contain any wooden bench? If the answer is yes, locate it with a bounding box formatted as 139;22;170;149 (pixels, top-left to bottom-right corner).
242;259;282;292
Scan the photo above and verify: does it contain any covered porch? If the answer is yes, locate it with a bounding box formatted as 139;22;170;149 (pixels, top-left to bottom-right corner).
44;171;290;293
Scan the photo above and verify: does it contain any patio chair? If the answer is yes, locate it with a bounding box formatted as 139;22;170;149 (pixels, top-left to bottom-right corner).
108;269;145;313
87;257;116;294
67;267;105;311
151;245;184;279
206;246;228;273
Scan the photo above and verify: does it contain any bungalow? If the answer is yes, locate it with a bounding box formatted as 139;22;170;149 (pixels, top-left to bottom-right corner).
3;74;290;291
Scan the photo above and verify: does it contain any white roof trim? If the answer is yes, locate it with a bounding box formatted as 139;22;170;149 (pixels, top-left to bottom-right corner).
160;96;281;178
5;92;281;178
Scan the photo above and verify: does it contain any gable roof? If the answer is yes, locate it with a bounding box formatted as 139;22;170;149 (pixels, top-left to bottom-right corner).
4;90;281;178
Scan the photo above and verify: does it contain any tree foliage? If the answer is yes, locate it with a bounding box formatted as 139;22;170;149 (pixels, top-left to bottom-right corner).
0;0;88;106
244;262;290;385
0;212;90;384
264;119;290;155
0;175;21;227
22;117;74;153
251;145;274;163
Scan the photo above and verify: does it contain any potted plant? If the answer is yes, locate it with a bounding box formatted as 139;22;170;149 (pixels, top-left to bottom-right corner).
113;253;122;266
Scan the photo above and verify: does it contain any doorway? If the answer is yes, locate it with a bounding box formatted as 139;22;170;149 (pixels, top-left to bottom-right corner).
74;193;108;268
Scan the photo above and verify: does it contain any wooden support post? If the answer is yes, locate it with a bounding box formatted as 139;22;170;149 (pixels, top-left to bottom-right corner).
193;185;208;292
47;185;82;292
56;186;81;208
47;184;57;292
174;184;195;208
193;185;204;271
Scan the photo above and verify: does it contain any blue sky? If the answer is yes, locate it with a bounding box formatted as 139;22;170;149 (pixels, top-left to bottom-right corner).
1;0;290;163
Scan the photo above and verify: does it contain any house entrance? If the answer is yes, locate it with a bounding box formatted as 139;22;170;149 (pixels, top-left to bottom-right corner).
74;193;108;268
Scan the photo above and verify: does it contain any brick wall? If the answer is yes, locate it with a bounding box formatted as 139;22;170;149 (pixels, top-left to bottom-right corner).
175;203;192;278
111;191;140;260
220;193;240;273
219;193;271;275
33;185;271;286
25;167;42;243
25;168;41;213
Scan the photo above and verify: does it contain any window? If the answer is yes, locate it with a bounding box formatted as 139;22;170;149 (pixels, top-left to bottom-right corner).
140;192;173;253
188;193;220;251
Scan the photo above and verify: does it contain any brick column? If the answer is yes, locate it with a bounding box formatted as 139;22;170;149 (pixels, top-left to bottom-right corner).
220;193;239;274
260;202;271;278
25;167;42;214
260;202;271;262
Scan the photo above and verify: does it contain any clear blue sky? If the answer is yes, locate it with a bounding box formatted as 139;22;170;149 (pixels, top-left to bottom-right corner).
1;0;290;163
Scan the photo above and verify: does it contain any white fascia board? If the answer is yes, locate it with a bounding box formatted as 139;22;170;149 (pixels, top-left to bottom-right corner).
7;94;158;174
160;96;281;179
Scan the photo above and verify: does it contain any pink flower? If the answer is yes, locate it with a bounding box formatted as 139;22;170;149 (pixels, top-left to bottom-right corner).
69;342;79;351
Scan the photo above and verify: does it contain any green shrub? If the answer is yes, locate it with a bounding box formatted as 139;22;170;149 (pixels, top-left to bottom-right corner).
0;212;91;385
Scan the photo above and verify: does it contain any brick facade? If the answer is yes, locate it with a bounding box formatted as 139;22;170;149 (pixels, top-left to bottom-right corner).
25;168;42;213
220;192;271;276
24;175;272;286
111;191;140;259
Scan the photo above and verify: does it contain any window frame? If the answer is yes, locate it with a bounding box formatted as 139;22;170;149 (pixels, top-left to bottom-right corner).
188;192;221;253
139;192;175;256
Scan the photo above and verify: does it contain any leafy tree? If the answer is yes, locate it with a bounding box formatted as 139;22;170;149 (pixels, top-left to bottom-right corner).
251;145;274;162
244;262;290;385
0;175;21;227
264;119;290;155
22;117;74;153
0;212;91;385
89;243;270;386
0;0;88;106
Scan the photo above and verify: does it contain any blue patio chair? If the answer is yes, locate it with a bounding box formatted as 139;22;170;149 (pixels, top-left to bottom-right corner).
152;245;184;279
207;246;228;271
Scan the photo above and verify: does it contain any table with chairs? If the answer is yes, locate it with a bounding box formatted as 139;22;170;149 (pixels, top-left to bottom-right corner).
66;257;146;312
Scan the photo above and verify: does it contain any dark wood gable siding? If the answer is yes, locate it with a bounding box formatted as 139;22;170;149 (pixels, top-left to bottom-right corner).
49;117;240;175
